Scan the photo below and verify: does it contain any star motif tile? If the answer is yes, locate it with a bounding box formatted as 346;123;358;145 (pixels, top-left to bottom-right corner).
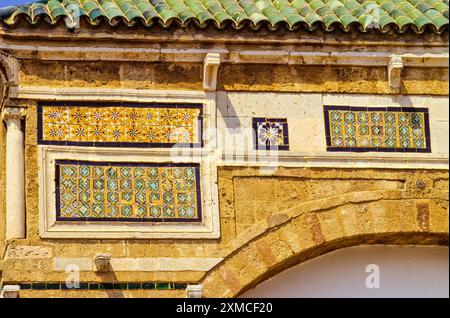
253;118;289;150
39;103;202;147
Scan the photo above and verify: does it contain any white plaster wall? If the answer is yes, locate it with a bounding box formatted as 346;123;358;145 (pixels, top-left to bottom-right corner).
217;92;449;159
217;92;324;154
240;245;449;298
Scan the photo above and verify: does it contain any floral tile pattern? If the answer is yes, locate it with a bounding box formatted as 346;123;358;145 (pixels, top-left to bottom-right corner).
324;106;431;152
56;160;202;222
253;118;289;150
38;103;202;147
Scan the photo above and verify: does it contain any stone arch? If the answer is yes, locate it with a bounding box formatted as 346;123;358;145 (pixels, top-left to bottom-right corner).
201;189;449;297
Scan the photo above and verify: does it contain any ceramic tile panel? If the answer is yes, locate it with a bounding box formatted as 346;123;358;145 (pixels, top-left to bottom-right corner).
55;160;202;222
38;102;203;147
19;282;187;290
324;106;431;152
253;118;289;150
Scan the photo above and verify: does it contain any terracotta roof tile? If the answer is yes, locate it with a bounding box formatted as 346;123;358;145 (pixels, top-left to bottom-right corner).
0;0;448;33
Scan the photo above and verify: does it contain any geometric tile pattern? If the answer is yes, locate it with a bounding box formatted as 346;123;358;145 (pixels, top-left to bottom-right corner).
55;160;201;222
38;102;202;147
19;281;187;291
324;106;431;152
253;118;289;150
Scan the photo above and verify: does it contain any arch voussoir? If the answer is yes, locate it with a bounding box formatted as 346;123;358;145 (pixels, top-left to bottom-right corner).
202;193;449;298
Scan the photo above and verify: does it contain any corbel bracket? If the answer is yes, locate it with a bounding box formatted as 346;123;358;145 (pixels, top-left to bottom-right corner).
388;55;403;93
93;253;111;272
186;284;203;298
203;53;221;92
0;51;20;112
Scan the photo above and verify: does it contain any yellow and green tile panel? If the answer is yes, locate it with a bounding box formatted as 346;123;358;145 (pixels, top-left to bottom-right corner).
38;102;203;147
56;160;202;222
324;106;431;152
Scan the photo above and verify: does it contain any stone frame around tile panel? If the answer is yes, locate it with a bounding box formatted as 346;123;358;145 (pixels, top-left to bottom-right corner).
37;101;204;148
39;146;220;239
323;105;431;153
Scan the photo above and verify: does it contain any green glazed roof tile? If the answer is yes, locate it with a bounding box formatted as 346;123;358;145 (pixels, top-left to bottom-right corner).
0;0;447;33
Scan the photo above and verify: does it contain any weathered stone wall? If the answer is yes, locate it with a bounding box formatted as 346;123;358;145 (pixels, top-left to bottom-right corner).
19;61;203;91
2;158;448;297
0;58;448;298
1;101;447;296
18;60;449;95
206;166;449;297
218;65;449;95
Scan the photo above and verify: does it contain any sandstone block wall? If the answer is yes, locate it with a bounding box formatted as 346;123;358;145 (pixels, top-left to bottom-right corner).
0;58;448;298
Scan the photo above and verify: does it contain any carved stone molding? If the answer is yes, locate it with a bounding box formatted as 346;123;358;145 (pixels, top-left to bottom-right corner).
0;51;20;109
94;253;112;272
388;55;404;93
1;106;26;122
0;285;20;298
186;284;203;298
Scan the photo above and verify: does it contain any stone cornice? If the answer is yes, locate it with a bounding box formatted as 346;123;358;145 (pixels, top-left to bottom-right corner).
1;43;448;68
220;152;449;170
0;24;448;45
16;86;209;102
0;26;448;66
